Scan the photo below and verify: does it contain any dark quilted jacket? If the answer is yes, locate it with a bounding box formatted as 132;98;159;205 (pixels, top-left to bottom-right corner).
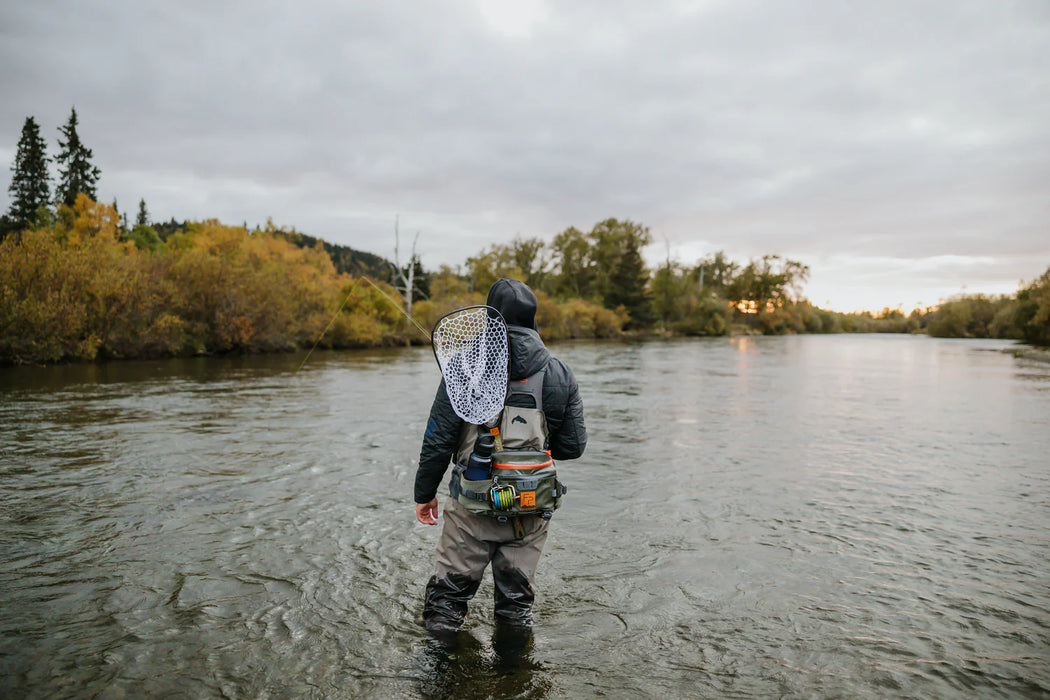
414;323;587;503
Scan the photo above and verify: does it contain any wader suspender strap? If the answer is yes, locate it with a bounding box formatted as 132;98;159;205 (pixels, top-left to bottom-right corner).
450;365;555;534
506;367;545;540
505;367;545;411
487;365;545;456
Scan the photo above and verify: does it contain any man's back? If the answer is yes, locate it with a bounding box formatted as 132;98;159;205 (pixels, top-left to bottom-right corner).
414;278;587;634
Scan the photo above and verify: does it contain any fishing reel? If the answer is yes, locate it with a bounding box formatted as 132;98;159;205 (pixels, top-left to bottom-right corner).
490;483;516;511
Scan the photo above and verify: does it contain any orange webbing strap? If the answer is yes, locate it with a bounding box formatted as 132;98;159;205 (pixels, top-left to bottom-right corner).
492;456;553;469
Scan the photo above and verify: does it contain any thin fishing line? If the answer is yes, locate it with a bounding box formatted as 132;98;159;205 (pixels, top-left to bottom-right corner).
296;277;362;373
296;276;431;373
362;277;431;339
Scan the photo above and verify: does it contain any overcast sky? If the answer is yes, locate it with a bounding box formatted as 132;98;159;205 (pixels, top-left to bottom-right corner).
2;0;1047;311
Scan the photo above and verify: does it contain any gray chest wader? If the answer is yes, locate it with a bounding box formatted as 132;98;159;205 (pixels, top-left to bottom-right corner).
448;367;567;534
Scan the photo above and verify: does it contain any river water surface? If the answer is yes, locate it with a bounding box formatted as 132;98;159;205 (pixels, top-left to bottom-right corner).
1;335;1049;698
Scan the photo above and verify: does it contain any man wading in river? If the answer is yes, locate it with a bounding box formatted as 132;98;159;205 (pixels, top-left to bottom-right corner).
414;278;587;635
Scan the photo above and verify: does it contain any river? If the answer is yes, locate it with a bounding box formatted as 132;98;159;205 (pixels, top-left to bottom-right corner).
1;335;1048;698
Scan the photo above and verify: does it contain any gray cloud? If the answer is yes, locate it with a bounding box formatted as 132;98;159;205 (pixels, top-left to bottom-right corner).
2;0;1047;310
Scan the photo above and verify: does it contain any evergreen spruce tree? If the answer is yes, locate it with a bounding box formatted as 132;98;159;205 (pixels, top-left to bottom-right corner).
127;197;161;250
111;198;129;238
5;116;51;231
136;198;150;226
55;107;101;207
604;234;654;329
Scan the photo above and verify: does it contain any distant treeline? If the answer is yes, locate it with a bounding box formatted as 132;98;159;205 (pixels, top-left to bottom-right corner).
925;286;1050;346
443;219;1049;346
1;196;1048;365
4;108;1047;364
0;197;619;364
151;218;392;279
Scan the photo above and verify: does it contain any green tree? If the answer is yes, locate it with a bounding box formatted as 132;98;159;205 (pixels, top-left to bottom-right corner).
136;198;150;226
55;107;101;207
728;255;810;312
466;245;525;292
926;294;1017;339
547;218;653;304
549;226;594;299
1015;266;1050;346
111;198;130;239
127;223;162;251
650;259;677;325
589;218;651;304
695;251;738;295
604;231;653;328
465;236;549;293
507;235;550;290
5;116;51;233
651;251;694;327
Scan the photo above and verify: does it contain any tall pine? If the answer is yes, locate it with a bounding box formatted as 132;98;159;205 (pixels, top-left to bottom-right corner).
55;107;100;207
6;116;51;231
604;233;654;329
136;198;149;226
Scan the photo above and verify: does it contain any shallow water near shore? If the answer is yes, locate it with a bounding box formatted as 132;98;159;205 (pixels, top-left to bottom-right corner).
1;335;1049;698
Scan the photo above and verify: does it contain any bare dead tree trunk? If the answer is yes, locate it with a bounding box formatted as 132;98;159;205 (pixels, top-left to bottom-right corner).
393;215;420;343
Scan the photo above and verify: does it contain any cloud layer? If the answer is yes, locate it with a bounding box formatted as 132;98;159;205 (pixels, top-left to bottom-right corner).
2;0;1048;310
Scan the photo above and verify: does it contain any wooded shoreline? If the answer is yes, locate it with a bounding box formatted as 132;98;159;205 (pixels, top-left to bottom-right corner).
2;198;1047;366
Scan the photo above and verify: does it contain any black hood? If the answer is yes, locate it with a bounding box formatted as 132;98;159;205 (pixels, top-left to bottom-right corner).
487;278;537;331
506;325;549;379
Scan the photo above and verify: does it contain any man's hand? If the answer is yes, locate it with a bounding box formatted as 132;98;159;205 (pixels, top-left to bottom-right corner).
416;499;438;525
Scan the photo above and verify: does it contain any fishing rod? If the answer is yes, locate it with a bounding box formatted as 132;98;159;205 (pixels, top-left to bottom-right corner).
361;277;431;339
296;276;430;373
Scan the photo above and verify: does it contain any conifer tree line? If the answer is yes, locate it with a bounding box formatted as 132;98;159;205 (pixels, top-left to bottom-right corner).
3;108;107;236
3;108;167;251
55;108;100;207
5;117;51;229
1;111;1048;364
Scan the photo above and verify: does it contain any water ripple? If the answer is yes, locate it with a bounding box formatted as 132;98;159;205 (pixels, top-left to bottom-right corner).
1;339;1048;697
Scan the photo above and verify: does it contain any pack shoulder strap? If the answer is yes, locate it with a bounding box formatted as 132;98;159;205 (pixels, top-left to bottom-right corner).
505;366;545;411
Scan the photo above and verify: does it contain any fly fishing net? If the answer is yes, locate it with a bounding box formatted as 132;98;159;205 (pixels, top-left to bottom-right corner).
432;305;509;425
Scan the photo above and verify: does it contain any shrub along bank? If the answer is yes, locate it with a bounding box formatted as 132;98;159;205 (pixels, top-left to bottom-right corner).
2;197;1047;365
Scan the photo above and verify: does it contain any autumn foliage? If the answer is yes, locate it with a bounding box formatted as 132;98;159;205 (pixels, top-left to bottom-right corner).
0;196;408;364
2;197;1048;365
0;198;637;364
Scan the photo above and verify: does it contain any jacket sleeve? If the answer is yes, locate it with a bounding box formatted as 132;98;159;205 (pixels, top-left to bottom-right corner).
414;378;464;503
545;361;587;461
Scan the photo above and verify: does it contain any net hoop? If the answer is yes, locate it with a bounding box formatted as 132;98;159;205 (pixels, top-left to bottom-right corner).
431;305;509;425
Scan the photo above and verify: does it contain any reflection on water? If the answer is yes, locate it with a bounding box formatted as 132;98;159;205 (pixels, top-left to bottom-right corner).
1;336;1049;698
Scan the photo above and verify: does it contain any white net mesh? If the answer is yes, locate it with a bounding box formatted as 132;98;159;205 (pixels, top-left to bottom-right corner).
432;306;509;425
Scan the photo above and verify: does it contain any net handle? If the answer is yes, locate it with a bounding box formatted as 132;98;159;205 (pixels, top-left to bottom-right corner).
430;304;506;369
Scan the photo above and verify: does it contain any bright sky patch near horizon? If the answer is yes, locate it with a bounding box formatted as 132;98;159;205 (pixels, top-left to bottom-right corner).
1;0;1047;313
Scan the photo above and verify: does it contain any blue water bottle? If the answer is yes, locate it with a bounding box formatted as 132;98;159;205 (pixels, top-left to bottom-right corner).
464;433;495;481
